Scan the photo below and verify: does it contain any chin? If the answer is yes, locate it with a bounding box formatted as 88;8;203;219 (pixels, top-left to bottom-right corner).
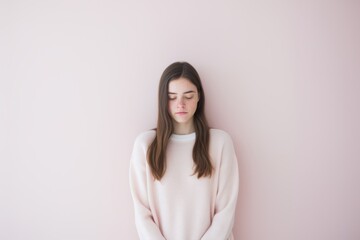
173;117;189;123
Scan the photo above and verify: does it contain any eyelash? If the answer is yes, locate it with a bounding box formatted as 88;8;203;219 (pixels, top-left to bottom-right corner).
169;96;194;100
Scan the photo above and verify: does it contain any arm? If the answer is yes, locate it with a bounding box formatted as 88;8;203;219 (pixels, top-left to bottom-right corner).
201;134;239;240
129;135;166;240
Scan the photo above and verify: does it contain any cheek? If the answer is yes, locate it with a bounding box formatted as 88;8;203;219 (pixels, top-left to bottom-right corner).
189;100;198;111
168;101;175;112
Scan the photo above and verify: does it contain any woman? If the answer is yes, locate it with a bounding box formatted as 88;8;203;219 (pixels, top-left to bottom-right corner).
129;62;239;240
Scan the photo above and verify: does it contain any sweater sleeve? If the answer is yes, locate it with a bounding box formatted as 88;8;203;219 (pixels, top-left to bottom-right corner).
201;133;239;240
129;134;166;240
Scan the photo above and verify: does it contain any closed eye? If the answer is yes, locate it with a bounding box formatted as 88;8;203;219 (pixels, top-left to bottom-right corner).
168;93;196;100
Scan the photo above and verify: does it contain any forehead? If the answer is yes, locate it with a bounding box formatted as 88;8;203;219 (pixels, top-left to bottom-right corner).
168;78;197;93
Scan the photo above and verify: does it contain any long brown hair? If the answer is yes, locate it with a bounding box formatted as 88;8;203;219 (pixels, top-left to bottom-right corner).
147;62;213;180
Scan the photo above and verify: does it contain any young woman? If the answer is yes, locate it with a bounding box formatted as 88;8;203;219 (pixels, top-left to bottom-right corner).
129;62;239;240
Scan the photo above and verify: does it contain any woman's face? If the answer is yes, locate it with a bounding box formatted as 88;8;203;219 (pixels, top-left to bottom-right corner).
168;78;199;130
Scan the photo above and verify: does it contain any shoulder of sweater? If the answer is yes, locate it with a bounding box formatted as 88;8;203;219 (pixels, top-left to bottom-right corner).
209;128;235;147
134;129;156;147
209;128;231;139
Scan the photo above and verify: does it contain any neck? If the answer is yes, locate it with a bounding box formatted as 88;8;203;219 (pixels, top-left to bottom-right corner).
173;121;195;135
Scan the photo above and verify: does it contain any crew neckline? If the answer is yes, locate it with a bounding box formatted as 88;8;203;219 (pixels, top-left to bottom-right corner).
170;132;196;141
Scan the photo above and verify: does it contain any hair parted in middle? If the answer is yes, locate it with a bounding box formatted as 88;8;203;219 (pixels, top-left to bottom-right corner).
147;61;213;180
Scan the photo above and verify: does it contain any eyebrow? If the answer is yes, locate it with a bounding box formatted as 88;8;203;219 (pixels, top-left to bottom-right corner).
168;90;196;94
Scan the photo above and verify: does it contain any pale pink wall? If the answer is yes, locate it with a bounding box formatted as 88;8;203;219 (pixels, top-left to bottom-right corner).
1;1;359;240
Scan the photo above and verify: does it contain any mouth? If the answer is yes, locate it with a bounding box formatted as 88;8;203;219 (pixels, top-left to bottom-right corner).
175;112;187;115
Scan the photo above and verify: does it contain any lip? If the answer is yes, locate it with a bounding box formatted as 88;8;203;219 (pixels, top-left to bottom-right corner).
175;112;187;115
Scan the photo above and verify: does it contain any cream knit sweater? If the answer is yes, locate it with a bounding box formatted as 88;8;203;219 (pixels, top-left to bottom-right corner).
129;129;239;240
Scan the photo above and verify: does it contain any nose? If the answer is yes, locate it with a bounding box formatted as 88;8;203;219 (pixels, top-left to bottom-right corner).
177;97;185;107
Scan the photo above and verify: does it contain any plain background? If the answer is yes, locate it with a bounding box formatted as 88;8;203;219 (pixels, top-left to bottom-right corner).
1;0;360;239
